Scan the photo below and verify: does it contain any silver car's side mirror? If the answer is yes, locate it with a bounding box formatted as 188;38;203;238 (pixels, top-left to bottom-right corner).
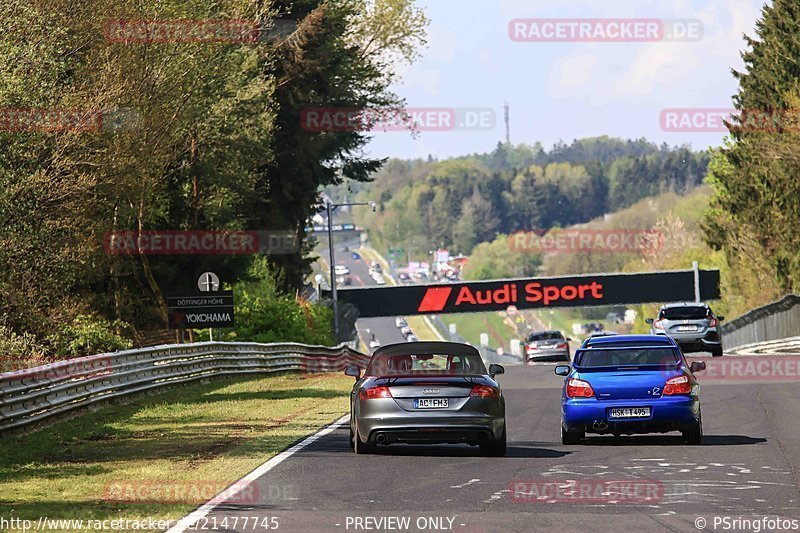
554;365;571;376
344;365;361;380
645;318;655;325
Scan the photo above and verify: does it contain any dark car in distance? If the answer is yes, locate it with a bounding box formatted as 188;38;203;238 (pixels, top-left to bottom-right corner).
525;330;571;363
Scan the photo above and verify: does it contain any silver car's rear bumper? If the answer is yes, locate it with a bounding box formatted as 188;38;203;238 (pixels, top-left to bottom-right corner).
358;415;504;444
525;348;570;362
355;397;505;444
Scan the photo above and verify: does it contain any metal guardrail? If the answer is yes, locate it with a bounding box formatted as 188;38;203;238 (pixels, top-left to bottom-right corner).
722;294;800;350
0;342;368;435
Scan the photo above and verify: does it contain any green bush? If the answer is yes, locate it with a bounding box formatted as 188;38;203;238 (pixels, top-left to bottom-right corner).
223;258;335;346
48;315;133;358
0;324;50;372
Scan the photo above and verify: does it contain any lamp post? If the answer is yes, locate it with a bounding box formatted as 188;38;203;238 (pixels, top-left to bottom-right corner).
326;200;376;340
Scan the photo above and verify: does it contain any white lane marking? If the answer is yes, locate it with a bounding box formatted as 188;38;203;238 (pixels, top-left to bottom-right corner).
451;478;481;489
423;315;446;341
483;488;510;504
166;414;349;533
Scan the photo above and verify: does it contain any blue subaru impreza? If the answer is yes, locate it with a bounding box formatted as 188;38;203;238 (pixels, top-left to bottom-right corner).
554;334;706;445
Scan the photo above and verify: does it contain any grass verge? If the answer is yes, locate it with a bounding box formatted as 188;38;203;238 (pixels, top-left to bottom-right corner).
443;312;517;348
405;316;443;341
0;372;352;530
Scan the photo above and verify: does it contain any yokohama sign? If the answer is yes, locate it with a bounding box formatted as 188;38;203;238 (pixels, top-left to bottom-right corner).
330;269;721;318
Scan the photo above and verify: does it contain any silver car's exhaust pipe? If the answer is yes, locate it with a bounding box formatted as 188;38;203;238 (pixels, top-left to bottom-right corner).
592;421;609;431
375;433;387;444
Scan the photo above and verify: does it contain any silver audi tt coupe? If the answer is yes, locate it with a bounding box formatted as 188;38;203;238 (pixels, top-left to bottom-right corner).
345;342;507;456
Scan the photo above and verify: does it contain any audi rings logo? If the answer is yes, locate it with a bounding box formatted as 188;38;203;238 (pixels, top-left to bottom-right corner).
422;389;440;395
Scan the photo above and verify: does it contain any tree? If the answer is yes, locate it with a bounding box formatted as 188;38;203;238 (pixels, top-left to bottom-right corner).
703;0;800;296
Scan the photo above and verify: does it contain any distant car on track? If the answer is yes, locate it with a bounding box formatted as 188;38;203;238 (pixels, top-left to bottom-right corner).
647;302;724;357
345;342;507;455
525;330;571;362
395;317;408;328
369;339;381;349
555;334;706;445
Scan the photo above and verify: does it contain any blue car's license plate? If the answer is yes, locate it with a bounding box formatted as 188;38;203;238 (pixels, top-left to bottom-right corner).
414;398;448;409
609;407;651;418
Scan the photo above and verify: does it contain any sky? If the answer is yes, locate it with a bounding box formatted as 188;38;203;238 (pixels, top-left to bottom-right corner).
363;0;766;160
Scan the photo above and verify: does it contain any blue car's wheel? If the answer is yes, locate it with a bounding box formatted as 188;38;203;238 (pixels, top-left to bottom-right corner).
561;424;584;445
682;414;703;445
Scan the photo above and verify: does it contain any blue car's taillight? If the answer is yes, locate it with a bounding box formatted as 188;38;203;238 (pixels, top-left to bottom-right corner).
663;374;692;395
566;378;594;398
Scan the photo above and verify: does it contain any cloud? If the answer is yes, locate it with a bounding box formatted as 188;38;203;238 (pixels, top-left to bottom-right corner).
544;0;763;105
550;52;599;91
397;67;442;96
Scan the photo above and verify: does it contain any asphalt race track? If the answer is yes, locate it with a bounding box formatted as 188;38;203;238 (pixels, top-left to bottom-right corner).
340;245;413;348
175;360;800;533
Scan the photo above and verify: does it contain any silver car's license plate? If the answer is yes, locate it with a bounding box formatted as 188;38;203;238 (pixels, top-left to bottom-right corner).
677;325;698;332
609;407;650;418
414;398;448;409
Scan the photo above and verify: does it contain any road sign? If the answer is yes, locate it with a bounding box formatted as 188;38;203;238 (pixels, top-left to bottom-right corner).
198;272;220;292
168;291;234;329
326;269;722;318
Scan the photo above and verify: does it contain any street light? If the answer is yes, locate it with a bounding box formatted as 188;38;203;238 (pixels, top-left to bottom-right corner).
326;200;376;341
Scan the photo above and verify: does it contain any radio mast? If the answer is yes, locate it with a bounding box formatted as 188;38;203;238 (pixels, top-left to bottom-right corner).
503;100;510;145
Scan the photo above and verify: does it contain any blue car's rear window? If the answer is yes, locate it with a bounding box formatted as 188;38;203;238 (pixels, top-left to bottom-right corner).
576;348;679;367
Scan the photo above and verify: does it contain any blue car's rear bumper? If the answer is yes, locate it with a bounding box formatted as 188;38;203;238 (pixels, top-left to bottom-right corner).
562;395;700;435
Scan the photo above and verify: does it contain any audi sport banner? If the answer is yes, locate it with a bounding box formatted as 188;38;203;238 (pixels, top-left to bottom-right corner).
328;269;720;318
167;292;235;329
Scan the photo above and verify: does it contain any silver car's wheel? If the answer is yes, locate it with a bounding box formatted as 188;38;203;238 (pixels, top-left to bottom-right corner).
354;423;376;454
481;425;507;457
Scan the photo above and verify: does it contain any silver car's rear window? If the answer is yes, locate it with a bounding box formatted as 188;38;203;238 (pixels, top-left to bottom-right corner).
661;307;709;320
577;348;680;368
366;353;488;376
527;332;564;342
